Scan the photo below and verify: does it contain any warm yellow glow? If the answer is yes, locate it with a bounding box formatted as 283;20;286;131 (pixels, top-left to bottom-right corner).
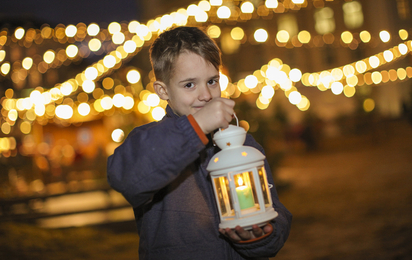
331;82;344;95
397;68;407;80
210;0;223;6
369;56;380;68
399;29;408;40
187;4;200;16
15;27;25;40
343;65;355;77
108;22;121;34
241;1;254;13
101;96;113;110
112;129;124;143
82;80;95;93
230;27;244;41
219;73;229;91
126;69;141;84
355;61;367;73
113;94;125;108
207;25;221;38
152;107;166;121
195;10;208;22
0;50;5;62
136;24;150;38
379;30;390;43
85;67;98;80
346;75;358;87
146;94;160;107
65;25;77;37
297;96;310;111
343;85;356;97
43;50;55;64
265;0;279;8
331;68;343;81
1;122;11;135
103;55;116;68
34;104;45;116
66;45;78;58
292;0;305;4
112;32;125;45
245;75;258;89
363;98;375;112
359;31;371;43
123;96;134;110
398;43;408;55
1;63;10;75
128;21;139;33
289;68;302;82
55;105;73;119
22;57;33;70
60;82;74;96
276;30;290;43
341;31;353;44
298;30;311;44
371;71;382;84
254;29;268;42
78;103;90;116
261;85;275;98
198;1;211;11
138;101;150;114
160;15;174;30
87;23;100;36
89;38;102;52
8;109;18;121
217;6;231;19
20;121;31;134
124;40;137;53
383;50;394;62
288;91;302;105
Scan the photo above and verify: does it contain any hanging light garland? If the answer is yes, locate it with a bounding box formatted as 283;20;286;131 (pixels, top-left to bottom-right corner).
1;0;412;137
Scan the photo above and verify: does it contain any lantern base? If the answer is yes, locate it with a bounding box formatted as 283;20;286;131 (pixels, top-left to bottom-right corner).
219;208;278;230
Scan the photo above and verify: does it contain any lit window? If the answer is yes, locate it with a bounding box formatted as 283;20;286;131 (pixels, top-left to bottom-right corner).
314;7;335;34
343;1;364;29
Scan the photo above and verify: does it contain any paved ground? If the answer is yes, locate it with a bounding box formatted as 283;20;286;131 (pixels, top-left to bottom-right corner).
1;119;411;260
273;119;412;260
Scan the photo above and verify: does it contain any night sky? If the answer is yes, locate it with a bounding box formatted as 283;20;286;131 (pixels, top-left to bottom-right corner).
0;0;141;27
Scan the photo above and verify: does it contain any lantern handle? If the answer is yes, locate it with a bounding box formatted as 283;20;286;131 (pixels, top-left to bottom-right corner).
219;113;239;133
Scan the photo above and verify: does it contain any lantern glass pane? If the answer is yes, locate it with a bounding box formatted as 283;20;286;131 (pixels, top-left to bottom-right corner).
258;167;271;206
214;176;234;217
234;171;257;210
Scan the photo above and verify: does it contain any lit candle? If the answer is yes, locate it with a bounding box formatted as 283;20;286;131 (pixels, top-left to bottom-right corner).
235;177;255;210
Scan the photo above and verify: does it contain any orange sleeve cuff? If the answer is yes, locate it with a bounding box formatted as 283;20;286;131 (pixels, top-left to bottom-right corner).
187;114;209;145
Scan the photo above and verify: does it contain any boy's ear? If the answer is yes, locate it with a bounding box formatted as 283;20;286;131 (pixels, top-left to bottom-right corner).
153;81;169;100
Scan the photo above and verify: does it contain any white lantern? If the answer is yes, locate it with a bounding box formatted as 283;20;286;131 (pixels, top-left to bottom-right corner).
207;119;278;230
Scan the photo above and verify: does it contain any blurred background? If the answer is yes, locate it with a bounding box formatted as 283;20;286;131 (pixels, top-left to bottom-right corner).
0;0;411;259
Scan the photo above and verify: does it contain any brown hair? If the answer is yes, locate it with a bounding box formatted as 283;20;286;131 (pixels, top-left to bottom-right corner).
149;26;221;84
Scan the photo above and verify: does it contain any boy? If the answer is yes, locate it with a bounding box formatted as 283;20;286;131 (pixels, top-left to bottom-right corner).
107;26;292;259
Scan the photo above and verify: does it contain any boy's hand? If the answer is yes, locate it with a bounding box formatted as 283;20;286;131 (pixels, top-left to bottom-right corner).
219;224;273;243
192;98;235;134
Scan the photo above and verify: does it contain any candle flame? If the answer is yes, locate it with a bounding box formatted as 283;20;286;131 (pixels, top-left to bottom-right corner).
237;176;244;186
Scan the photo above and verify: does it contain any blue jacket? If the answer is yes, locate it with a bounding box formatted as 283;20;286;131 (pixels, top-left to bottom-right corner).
107;106;292;259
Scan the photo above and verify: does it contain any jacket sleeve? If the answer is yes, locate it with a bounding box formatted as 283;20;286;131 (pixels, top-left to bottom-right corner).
231;134;293;258
107;115;206;208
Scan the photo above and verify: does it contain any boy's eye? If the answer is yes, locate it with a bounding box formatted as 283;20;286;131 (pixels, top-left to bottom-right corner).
208;79;218;85
184;83;195;88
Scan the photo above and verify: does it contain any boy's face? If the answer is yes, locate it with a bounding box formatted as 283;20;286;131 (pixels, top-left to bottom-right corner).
155;51;221;116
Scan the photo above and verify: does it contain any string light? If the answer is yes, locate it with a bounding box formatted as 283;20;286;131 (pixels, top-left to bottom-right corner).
1;0;412;137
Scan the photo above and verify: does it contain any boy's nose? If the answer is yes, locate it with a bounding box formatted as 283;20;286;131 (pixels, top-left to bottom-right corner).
198;86;213;102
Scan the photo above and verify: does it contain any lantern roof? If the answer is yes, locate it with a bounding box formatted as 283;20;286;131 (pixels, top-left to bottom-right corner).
207;124;265;173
